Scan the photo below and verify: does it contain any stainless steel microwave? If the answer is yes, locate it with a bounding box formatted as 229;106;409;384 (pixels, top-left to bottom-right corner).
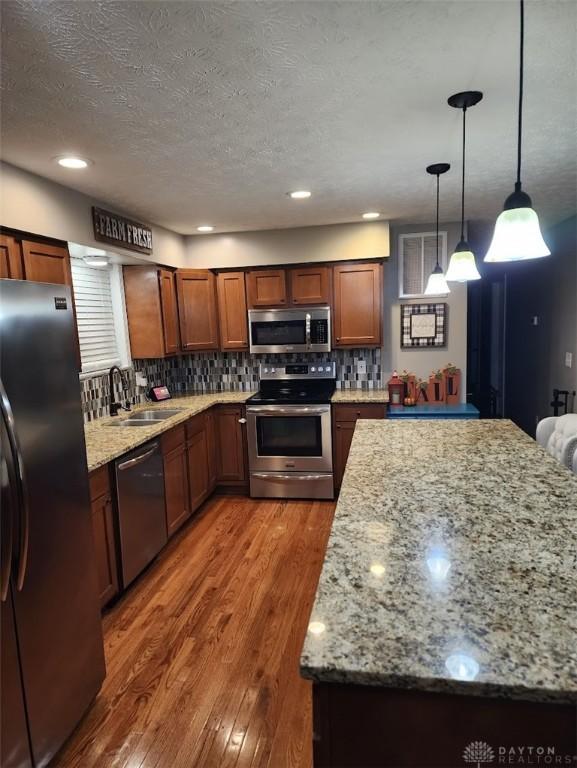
248;306;331;354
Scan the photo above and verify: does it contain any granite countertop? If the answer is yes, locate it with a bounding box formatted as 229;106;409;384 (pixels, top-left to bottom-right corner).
300;419;577;703
331;389;389;403
84;392;254;472
85;389;389;471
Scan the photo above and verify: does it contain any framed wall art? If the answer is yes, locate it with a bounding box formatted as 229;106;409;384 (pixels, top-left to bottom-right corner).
401;303;447;348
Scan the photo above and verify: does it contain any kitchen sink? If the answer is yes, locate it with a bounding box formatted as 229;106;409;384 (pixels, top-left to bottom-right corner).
109;408;185;426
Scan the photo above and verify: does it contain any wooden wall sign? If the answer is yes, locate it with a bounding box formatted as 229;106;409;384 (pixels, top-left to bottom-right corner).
92;207;152;255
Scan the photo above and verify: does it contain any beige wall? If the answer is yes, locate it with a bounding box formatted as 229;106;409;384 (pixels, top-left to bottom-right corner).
382;222;468;399
0;162;187;268
184;221;390;268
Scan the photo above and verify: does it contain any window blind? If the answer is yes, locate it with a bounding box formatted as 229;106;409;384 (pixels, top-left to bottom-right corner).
71;258;122;373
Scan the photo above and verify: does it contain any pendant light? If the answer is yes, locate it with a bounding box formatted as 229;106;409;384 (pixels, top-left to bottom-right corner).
424;163;451;296
445;91;483;281
485;0;550;262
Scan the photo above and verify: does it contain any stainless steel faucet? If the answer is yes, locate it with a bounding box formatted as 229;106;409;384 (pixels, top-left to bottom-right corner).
109;366;132;417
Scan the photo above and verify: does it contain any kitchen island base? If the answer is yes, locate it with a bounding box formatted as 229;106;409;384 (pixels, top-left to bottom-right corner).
312;683;576;767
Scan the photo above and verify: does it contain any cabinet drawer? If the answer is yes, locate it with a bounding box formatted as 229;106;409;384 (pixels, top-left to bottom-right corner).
161;423;186;454
185;411;206;439
89;465;110;501
333;404;386;422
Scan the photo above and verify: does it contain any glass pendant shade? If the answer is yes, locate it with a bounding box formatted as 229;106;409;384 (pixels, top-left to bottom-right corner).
446;242;481;281
485;206;551;262
424;264;450;296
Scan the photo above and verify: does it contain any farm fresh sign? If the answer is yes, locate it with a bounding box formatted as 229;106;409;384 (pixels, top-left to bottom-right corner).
92;207;153;255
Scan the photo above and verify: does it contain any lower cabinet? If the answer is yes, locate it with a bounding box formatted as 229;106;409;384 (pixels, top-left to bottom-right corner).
186;413;211;512
205;407;218;493
333;404;387;491
215;405;248;486
162;425;190;537
88;466;119;609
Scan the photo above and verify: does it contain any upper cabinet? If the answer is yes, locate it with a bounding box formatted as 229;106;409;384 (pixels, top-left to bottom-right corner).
246;268;287;308
216;271;248;350
124;266;180;358
176;269;219;352
0;235;72;286
246;265;331;308
333;262;382;347
289;265;331;305
0;235;23;279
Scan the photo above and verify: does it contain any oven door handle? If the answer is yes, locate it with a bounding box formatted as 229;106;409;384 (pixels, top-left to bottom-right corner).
247;406;329;416
251;473;329;481
305;312;311;348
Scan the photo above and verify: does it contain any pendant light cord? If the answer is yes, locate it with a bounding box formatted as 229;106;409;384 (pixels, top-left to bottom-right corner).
460;106;466;241
436;172;440;268
516;0;524;187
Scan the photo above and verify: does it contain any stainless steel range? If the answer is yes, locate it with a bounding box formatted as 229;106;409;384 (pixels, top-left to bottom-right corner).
246;363;336;499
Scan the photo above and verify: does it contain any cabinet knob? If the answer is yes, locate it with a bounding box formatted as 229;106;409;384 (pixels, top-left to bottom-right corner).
336;337;341;341
238;418;247;424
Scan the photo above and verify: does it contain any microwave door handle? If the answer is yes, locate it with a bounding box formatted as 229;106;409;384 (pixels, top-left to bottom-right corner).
306;313;311;349
0;380;29;592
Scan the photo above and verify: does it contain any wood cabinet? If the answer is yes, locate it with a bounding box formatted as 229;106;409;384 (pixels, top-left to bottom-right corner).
158;269;181;354
88;466;119;609
176;269;219;351
185;413;210;512
333;262;382;347
246;269;287;308
20;240;73;286
205;407;218;492
124;266;180;359
288;265;331;305
162;425;190;537
333;404;387;490
0;235;23;279
216;271;248;350
215;405;247;485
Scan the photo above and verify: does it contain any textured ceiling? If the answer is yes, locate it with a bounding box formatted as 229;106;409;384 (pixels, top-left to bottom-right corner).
1;0;576;234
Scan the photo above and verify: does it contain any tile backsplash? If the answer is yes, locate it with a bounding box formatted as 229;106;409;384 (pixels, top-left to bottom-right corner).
80;348;382;422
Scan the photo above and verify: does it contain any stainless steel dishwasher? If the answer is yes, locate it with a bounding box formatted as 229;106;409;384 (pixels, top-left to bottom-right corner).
114;439;167;588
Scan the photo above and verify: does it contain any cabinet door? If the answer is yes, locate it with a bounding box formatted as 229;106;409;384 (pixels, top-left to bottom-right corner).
21;240;73;285
246;269;287;308
164;444;190;536
333;422;356;490
205;408;218;492
90;493;119;608
216;271;248;350
216;406;247;483
187;428;210;512
0;235;23;279
176;270;219;351
159;269;181;355
333;263;382;347
289;265;330;305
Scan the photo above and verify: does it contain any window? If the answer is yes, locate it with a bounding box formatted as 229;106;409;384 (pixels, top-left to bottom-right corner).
398;232;447;298
70;258;131;375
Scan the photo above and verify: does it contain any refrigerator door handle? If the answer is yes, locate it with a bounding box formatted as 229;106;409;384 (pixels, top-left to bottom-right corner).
0;379;30;591
1;415;16;601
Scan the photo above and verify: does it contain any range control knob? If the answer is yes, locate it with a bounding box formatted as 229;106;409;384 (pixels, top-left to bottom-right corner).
311;366;316;372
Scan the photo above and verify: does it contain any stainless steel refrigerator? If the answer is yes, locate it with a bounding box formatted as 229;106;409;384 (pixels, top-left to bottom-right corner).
1;279;106;767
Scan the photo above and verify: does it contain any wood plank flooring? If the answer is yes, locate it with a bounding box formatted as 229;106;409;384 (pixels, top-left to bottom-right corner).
52;495;335;768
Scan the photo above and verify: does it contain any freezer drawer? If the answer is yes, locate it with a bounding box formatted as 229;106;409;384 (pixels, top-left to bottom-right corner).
115;440;167;588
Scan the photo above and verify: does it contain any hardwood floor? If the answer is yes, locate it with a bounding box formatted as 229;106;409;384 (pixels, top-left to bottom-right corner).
52;495;335;768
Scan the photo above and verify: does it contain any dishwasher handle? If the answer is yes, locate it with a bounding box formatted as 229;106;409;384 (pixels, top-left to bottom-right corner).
117;443;159;471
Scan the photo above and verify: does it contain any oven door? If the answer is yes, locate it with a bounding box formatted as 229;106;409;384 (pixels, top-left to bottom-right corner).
246;405;332;472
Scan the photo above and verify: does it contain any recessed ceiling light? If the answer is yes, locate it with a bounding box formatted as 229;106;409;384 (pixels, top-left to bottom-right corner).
56;156;91;169
197;225;214;233
362;212;380;220
288;190;311;199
